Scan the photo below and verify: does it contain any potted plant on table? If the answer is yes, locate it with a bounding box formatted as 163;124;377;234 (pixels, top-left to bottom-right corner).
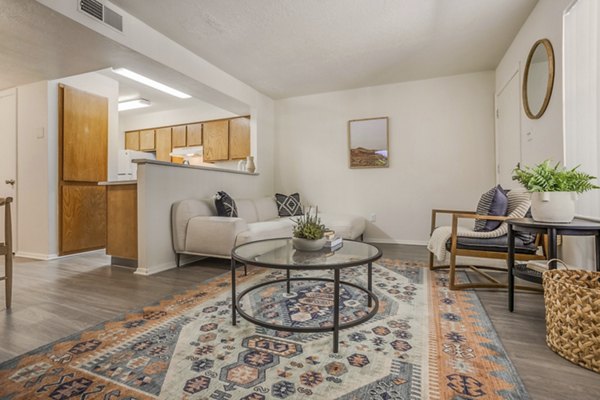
292;207;327;251
512;160;599;222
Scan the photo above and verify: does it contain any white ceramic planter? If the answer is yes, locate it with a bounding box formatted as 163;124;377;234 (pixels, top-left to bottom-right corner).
292;237;326;251
530;192;577;223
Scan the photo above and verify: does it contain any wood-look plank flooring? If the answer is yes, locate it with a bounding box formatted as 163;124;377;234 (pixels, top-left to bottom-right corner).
1;245;598;400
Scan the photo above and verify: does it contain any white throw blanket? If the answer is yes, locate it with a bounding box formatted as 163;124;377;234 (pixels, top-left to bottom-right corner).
427;191;531;261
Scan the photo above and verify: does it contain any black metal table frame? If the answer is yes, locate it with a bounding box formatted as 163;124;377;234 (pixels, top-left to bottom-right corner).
507;218;600;312
231;239;382;353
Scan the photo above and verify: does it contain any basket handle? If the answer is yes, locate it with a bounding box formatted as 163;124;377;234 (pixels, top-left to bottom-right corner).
546;258;569;270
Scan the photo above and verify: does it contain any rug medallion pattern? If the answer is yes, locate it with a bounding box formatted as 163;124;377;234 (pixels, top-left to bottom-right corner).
0;259;529;399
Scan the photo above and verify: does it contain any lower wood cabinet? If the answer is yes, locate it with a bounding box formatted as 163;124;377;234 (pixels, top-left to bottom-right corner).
106;184;137;260
60;184;106;254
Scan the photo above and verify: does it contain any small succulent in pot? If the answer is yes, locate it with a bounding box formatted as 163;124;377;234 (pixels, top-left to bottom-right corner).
293;206;326;240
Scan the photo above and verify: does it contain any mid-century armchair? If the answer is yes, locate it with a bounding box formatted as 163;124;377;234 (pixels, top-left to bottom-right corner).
428;191;547;290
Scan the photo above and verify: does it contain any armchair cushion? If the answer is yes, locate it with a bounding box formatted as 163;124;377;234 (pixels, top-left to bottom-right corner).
446;235;538;255
474;185;508;232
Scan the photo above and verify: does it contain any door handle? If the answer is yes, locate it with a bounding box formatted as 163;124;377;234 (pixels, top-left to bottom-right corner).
5;179;15;186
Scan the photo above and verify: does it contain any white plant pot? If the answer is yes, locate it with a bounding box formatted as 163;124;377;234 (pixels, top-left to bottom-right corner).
530;192;577;223
292;237;326;251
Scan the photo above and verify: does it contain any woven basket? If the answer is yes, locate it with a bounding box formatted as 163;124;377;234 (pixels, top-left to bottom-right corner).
543;262;600;373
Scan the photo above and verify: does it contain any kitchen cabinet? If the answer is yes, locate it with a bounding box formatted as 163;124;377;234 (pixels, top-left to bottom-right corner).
229;117;250;160
155;127;172;162
203;120;229;162
106;183;137;260
172;125;187;148
125;131;140;151
139;129;155;151
187;123;202;146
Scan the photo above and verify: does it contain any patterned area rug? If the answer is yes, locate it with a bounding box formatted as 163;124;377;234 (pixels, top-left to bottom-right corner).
0;259;529;399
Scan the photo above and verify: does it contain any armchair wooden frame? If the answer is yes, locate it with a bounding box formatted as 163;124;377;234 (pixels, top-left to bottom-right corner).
1;197;13;309
429;209;547;290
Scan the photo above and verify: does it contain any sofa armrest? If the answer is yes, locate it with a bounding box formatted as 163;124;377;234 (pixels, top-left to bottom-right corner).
184;216;249;257
172;199;216;252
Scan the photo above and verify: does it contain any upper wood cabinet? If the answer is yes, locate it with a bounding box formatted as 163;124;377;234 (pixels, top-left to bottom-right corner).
172;125;187;148
125;131;140;151
139;129;155;151
229;117;250;160
61;85;108;183
187;123;202;146
203;120;229;162
155;127;172;162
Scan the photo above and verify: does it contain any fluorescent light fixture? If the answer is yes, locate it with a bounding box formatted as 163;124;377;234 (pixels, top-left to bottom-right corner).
112;68;192;99
118;98;151;111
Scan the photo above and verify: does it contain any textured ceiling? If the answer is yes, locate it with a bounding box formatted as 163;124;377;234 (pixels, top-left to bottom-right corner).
111;0;538;98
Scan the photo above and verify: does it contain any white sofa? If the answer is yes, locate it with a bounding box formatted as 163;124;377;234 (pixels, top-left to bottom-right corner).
171;196;366;262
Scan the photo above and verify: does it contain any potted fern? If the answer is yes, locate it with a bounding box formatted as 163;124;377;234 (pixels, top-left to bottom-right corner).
512;161;599;222
292;207;327;251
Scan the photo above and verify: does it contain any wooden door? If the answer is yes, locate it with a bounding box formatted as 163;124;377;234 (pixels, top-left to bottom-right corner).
139;129;155;151
59;85;108;255
125;131;140;150
187;123;202;146
155;127;172;162
203;120;229;162
229;117;250;159
172;126;187;148
496;72;521;189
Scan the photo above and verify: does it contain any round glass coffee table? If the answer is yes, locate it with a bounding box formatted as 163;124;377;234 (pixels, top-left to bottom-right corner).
230;238;382;353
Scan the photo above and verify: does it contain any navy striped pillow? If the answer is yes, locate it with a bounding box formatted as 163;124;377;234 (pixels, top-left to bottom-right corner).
474;185;508;231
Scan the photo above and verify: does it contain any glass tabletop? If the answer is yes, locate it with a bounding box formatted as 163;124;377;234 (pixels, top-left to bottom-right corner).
231;238;382;270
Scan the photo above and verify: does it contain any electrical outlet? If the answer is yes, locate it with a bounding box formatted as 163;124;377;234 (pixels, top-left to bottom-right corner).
370;213;376;222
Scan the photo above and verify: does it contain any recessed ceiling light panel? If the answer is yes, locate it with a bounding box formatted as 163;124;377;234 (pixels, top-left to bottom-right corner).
118;98;151;111
112;68;192;99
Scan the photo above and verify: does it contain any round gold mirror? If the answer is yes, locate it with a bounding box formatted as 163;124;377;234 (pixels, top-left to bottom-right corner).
523;38;555;119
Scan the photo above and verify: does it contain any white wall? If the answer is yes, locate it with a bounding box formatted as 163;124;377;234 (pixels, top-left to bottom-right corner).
495;0;572;166
274;71;496;244
16;81;50;258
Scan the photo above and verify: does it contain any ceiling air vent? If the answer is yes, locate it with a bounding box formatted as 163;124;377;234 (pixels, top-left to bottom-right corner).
79;0;123;32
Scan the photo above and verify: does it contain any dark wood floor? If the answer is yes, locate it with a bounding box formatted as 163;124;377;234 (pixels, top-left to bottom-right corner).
1;245;598;399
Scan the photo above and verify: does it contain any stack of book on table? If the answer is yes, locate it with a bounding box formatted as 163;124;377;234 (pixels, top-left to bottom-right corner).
323;231;343;251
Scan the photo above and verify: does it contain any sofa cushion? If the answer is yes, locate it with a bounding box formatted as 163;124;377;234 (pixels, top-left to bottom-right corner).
215;191;238;217
236;219;295;245
445;235;538;254
275;193;303;216
236;199;258;223
254;197;279;221
282;213;366;240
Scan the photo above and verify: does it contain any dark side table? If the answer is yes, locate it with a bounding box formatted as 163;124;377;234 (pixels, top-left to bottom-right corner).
507;217;600;312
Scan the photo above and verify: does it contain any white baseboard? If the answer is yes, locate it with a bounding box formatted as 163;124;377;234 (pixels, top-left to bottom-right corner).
134;255;209;276
15;252;58;260
15;249;106;261
366;238;428;246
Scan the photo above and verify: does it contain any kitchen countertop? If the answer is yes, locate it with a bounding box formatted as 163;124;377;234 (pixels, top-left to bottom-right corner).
98;180;137;186
133;159;259;176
